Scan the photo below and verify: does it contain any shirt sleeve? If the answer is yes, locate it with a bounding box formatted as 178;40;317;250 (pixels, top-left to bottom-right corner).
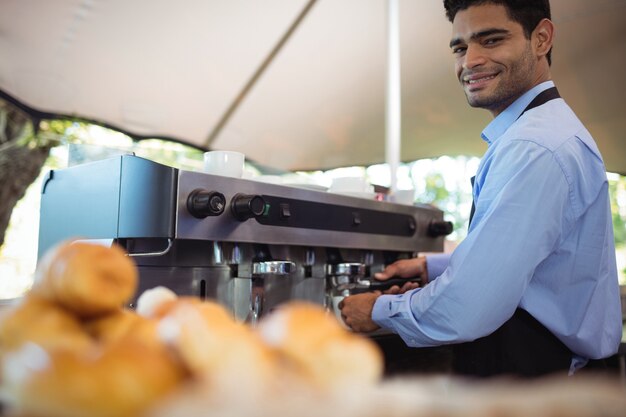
372;139;572;347
424;253;450;282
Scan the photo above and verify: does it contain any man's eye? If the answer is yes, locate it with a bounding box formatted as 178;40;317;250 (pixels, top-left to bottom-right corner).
484;38;503;46
452;47;466;54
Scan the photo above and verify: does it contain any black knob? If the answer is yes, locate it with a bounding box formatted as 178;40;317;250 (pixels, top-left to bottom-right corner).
187;189;226;218
428;220;453;237
408;217;417;232
231;193;266;221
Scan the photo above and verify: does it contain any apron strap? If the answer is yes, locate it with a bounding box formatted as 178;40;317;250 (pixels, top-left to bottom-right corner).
468;86;561;228
519;86;560;117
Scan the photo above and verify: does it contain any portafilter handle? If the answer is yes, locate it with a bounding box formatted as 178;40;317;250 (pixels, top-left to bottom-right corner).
350;277;423;294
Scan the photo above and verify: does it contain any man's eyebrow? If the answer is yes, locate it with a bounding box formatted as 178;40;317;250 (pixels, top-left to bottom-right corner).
449;28;511;48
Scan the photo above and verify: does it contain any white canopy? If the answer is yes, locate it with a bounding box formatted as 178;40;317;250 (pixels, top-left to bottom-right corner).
1;0;625;173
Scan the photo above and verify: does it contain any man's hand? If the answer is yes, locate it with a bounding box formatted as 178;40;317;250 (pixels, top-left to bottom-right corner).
374;256;428;294
338;291;381;333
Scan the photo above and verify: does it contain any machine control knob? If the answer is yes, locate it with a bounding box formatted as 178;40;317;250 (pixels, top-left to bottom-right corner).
187;189;226;218
231;193;266;221
427;220;454;237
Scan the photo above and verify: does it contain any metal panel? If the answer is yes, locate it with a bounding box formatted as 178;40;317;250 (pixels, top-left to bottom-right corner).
38;157;122;258
118;156;177;238
175;170;445;252
38;155;178;258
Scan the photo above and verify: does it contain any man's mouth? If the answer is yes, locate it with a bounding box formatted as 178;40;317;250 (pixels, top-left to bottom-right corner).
462;73;497;89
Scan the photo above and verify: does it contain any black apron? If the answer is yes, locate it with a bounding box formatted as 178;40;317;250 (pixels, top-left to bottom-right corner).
453;87;572;377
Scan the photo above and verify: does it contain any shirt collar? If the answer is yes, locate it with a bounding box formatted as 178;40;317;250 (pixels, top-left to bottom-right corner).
481;80;555;145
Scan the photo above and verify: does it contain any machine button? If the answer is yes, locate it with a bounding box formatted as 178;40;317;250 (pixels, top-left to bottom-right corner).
280;203;291;219
231;193;266;221
186;189;226;218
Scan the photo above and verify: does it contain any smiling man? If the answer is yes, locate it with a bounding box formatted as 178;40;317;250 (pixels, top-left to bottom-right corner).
339;0;622;377
450;3;548;114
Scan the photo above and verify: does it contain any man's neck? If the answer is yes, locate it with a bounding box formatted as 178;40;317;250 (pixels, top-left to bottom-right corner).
489;70;553;118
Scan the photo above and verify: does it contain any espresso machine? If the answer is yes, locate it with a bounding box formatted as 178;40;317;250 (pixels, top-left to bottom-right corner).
38;155;451;323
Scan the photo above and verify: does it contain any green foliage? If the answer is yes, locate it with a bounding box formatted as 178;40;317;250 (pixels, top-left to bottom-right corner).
131;139;204;171
415;171;471;241
0;100;35;148
41;119;74;135
422;173;450;202
35;121;207;172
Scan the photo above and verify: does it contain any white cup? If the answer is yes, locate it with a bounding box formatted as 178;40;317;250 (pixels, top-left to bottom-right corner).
203;151;245;178
391;189;416;205
331;295;350;329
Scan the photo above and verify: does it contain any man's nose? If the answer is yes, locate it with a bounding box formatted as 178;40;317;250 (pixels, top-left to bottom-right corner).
463;44;486;69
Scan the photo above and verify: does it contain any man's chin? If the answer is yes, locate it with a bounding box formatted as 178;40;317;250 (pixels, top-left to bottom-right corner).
465;91;499;110
466;95;489;108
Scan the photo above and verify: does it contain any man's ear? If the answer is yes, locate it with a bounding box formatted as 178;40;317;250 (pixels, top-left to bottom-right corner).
533;18;555;59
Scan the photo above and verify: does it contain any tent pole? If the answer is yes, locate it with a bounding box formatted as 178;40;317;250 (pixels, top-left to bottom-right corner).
385;0;401;193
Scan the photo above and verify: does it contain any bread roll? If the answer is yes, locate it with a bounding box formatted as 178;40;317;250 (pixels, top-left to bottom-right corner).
257;302;384;391
136;286;177;318
32;241;138;318
0;295;93;359
2;339;186;417
155;298;275;393
83;308;145;344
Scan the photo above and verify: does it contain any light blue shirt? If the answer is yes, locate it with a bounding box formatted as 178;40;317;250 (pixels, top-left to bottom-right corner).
372;81;623;367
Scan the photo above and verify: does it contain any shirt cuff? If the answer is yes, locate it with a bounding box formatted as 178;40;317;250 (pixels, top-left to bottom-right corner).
372;293;414;330
372;294;396;330
425;253;450;282
372;291;427;347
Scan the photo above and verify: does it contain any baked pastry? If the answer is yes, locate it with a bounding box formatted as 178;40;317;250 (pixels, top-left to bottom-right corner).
154;297;275;394
2;338;186;417
256;302;384;391
32;240;138;318
82;308;151;344
136;286;178;318
0;295;93;359
0;255;189;417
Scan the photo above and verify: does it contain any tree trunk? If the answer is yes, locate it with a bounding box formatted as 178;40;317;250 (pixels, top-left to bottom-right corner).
0;104;52;247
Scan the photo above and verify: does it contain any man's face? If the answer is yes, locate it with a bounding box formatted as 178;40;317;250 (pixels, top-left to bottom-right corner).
450;4;538;116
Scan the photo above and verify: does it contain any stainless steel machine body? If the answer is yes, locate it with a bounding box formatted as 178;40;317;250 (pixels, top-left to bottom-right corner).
38;155;451;321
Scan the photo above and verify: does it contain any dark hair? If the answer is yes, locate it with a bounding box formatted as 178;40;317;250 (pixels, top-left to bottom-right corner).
443;0;552;65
